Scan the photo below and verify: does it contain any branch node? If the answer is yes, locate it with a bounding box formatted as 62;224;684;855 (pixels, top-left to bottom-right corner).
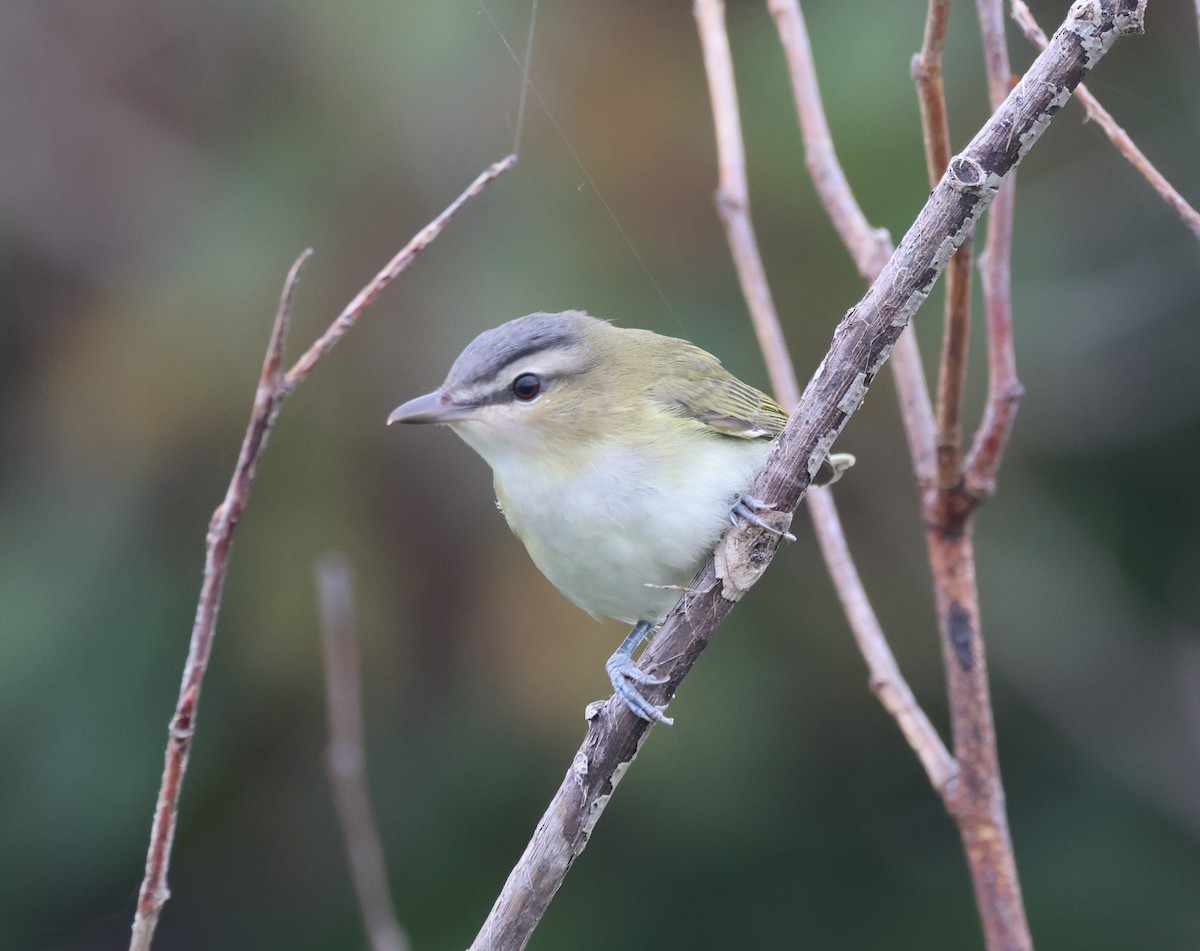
963;472;997;501
948;155;988;193
1117;0;1148;34
714;188;747;218
713;521;787;602
910;53;941;84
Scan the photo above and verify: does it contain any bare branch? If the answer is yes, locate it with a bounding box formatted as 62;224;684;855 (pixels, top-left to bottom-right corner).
924;519;1029;947
1012;0;1200;241
130;156;515;951
130;248;311;951
469;4;1144;946
934;242;975;487
963;0;1023;498
807;488;958;789
768;0;892;281
282;155;518;392
693;0;792;401
695;0;954;787
767;0;957;793
913;0;953;187
316;555;410;951
912;0;976;489
776;2;1023;941
768;0;938;491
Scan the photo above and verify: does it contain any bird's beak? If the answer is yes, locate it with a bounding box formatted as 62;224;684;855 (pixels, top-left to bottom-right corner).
387;389;477;425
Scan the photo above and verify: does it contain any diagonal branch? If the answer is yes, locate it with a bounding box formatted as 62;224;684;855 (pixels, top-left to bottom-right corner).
469;3;1145;946
771;0;962;790
696;0;954;790
129;155;515;951
768;0;938;492
283;156;517;391
130;248;310;951
807;487;958;789
693;0;792;398
1012;0;1200;242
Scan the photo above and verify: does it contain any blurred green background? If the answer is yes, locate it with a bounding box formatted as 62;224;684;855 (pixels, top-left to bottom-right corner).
3;0;1199;948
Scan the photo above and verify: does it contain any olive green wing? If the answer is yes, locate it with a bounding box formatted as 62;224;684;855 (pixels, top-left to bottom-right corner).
648;342;854;485
647;343;787;440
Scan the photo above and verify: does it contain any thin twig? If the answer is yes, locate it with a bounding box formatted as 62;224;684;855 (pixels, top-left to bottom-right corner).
768;0;938;492
964;0;1023;499
768;0;892;282
129;249;309;951
697;0;953;788
778;1;1023;941
470;4;1144;945
130;156;516;951
908;1;1033;945
1012;0;1200;241
693;0;793;402
934;242;974;487
913;0;976;489
317;554;410;951
283;156;517;391
769;0;956;781
913;0;953;188
807;489;958;789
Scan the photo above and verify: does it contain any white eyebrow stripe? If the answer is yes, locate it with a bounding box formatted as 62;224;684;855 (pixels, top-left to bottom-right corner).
457;343;595;405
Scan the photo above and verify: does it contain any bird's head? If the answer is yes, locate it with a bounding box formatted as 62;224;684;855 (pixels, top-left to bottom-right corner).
388;311;637;470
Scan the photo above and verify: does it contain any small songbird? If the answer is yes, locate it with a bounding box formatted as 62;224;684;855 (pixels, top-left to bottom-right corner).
388;311;852;724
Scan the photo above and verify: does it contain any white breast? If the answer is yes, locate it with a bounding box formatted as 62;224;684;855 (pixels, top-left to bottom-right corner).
488;435;773;625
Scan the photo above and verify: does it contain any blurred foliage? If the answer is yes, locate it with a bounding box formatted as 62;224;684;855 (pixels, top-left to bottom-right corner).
2;0;1199;948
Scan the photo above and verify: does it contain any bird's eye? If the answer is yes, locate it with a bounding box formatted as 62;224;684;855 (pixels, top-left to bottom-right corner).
511;373;542;401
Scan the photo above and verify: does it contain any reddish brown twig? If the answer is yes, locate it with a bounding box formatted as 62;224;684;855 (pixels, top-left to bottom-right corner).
316;554;410;951
698;0;952;786
129;249;309;951
129;155;515;951
964;0;1023;495
470;3;1144;946
913;0;976;489
775;0;1034;944
1012;0;1200;242
768;0;937;490
912;0;952;189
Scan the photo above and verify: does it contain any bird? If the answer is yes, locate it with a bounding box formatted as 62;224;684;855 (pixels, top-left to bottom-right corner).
388;311;852;724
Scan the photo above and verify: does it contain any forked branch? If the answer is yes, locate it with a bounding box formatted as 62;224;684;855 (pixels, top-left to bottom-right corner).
698;0;954;788
470;3;1145;947
129;154;515;951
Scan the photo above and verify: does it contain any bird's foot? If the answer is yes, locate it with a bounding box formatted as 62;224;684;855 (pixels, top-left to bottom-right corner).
730;494;797;542
818;452;856;486
605;621;673;725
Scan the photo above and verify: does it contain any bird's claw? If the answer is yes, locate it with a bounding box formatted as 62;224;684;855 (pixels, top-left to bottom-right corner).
731;494;797;542
605;652;673;725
